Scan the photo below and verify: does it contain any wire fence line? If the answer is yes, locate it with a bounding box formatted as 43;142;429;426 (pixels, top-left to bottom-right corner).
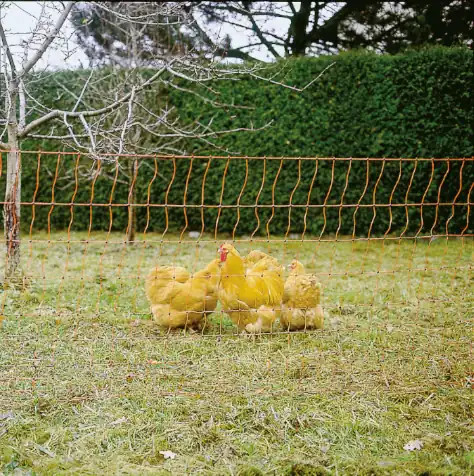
0;151;472;336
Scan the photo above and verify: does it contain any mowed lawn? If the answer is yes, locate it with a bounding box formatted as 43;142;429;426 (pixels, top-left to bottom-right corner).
1;232;472;475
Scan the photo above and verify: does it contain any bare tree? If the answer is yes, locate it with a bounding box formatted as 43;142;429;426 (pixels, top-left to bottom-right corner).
0;1;330;280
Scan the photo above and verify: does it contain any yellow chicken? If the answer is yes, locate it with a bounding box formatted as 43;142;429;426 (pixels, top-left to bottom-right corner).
281;260;324;330
145;259;220;329
218;243;284;333
243;249;280;268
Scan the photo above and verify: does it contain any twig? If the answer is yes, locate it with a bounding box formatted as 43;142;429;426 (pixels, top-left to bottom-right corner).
248;61;336;92
19;60;176;138
20;1;74;77
0;19;17;75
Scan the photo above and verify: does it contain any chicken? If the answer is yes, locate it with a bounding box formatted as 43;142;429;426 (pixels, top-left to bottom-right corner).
281;260;324;331
145;259;220;329
218;243;284;333
243;249;281;268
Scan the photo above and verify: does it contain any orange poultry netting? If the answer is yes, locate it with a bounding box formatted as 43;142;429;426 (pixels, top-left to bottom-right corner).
1;151;472;337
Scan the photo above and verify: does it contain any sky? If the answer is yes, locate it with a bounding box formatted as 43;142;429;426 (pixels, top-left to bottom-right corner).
0;1;293;71
0;2;88;70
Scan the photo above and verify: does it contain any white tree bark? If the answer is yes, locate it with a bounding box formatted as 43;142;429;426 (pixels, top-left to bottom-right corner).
4;81;21;279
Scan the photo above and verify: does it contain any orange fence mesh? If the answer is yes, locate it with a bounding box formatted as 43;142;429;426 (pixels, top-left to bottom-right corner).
0;151;472;336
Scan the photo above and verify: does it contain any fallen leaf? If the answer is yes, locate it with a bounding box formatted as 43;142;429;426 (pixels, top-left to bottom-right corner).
33;443;56;458
160;450;177;460
110;417;128;426
330;317;342;327
0;411;14;421
320;444;330;454
147;359;159;365
404;439;423;451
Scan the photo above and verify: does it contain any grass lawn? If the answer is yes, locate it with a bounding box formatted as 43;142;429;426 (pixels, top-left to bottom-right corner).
0;231;472;475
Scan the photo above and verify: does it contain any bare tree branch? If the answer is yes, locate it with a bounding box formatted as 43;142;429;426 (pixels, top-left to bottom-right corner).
91;1;187;26
240;3;282;59
19;1;74;77
190;14;262;62
79;114;96;152
19;60;175;138
73;69;95;112
248;61;335;92
62;112;83;149
18;80;26;129
0;16;17;74
118;87;135;154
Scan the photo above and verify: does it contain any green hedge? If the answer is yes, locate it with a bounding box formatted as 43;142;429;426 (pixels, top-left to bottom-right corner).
4;46;473;236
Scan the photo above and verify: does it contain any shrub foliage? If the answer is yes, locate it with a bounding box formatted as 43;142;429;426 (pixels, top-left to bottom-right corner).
5;47;473;236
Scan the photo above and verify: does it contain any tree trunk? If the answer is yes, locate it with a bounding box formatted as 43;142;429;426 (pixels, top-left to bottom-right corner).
289;0;312;56
4;125;21;280
126;159;138;244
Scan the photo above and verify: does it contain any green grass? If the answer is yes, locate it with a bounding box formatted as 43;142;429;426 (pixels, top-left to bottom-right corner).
0;232;472;475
